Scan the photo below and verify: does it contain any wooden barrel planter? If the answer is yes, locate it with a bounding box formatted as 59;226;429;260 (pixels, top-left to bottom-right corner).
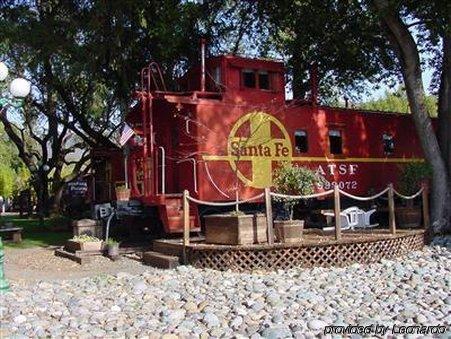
204;213;267;245
274;220;304;243
395;206;422;228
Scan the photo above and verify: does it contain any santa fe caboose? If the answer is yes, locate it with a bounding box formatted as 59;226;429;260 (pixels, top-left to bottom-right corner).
91;43;427;234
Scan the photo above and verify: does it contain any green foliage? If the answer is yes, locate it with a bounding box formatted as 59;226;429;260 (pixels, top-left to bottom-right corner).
0;126;29;196
0;163;14;196
71;234;102;243
360;88;437;116
256;1;399;100
106;238;119;246
399;162;432;195
273;162;320;220
0;1;212;217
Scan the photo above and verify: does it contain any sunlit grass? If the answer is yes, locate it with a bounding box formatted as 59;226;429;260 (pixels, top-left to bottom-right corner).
0;215;71;249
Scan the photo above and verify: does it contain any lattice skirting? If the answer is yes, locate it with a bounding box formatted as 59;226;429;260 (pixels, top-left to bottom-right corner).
186;233;425;271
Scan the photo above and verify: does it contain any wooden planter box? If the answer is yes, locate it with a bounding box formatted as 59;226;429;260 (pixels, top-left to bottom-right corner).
72;219;103;239
396;207;422;228
274;220;304;243
65;240;104;253
205;213;267;245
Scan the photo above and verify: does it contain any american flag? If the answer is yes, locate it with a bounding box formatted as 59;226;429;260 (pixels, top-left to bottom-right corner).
119;123;135;146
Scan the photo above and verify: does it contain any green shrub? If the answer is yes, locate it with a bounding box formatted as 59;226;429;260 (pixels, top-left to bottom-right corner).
273;162;321;220
399;162;432;195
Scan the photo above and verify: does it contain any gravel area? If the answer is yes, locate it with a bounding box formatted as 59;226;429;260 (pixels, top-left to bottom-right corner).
3;247;147;281
1;237;450;338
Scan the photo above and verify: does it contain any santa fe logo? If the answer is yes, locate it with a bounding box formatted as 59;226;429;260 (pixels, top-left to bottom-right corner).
203;111;292;189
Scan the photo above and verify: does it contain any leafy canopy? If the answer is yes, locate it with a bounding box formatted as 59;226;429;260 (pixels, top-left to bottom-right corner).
360;88;438;116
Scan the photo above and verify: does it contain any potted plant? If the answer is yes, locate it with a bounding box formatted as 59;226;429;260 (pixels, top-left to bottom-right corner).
65;234;103;252
115;184;131;201
396;162;432;228
106;238;120;259
273;162;320;243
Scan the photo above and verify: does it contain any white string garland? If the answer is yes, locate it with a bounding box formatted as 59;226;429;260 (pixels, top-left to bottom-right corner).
185;185;425;206
338;187;390;201
393;187;424;200
270;190;334;200
186;193;265;206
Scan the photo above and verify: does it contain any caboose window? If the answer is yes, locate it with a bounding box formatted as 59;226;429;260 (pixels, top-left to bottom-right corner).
295;130;308;153
242;69;256;88
258;71;270;90
383;133;394;155
329;130;343;154
212;66;221;85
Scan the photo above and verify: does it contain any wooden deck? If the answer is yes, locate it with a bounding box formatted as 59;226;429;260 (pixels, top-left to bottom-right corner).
152;228;425;271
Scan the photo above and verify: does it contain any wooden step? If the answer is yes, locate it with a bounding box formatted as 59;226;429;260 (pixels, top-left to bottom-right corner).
152;241;184;256
142;251;180;269
152;236;204;256
55;248;93;265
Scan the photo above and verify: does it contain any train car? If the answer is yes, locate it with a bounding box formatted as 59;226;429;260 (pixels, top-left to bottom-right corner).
91;45;427;233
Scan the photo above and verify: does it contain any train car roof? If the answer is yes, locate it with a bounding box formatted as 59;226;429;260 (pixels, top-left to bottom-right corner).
318;104;437;119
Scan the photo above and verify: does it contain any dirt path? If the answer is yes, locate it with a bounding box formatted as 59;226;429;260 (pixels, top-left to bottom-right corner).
4;246;149;282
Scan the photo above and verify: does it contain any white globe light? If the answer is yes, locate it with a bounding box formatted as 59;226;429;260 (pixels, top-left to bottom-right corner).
0;62;8;81
10;78;31;98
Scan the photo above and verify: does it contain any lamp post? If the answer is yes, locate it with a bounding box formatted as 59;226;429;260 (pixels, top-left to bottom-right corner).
0;61;31;294
39;163;50;221
0;61;31;108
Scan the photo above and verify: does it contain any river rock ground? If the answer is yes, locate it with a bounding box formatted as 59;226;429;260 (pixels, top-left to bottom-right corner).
1;237;450;338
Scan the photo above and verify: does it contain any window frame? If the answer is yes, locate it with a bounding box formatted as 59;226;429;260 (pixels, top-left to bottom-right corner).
294;130;309;153
242;69;256;89
382;133;395;155
241;68;277;91
258;70;271;90
328;129;344;156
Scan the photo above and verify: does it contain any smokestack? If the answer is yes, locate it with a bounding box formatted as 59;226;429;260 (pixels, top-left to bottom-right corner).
344;96;349;108
200;38;206;92
310;62;318;106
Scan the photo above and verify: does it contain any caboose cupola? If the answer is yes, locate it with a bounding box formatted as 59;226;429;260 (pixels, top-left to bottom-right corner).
182;54;286;104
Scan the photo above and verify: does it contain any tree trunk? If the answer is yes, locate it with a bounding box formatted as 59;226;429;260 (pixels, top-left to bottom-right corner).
438;34;451;179
34;172;50;219
50;183;65;216
374;0;451;233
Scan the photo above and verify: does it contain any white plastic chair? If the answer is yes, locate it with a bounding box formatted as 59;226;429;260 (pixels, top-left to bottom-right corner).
323;206;366;231
357;209;377;228
341;207;361;229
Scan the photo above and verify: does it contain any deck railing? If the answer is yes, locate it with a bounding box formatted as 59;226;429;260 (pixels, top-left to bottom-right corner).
182;183;429;251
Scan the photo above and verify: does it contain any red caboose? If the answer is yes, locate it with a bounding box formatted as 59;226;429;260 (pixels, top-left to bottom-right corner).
92;48;427;234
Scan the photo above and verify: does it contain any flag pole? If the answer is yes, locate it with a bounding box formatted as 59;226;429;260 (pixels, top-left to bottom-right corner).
124;145;129;189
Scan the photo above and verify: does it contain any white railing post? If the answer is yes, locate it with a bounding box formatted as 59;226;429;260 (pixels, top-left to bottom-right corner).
333;185;342;240
182;189;190;264
388;183;396;234
264;187;274;245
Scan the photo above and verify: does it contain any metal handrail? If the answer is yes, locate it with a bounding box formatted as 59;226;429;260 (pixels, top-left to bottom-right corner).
158;146;165;194
177;158;198;193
